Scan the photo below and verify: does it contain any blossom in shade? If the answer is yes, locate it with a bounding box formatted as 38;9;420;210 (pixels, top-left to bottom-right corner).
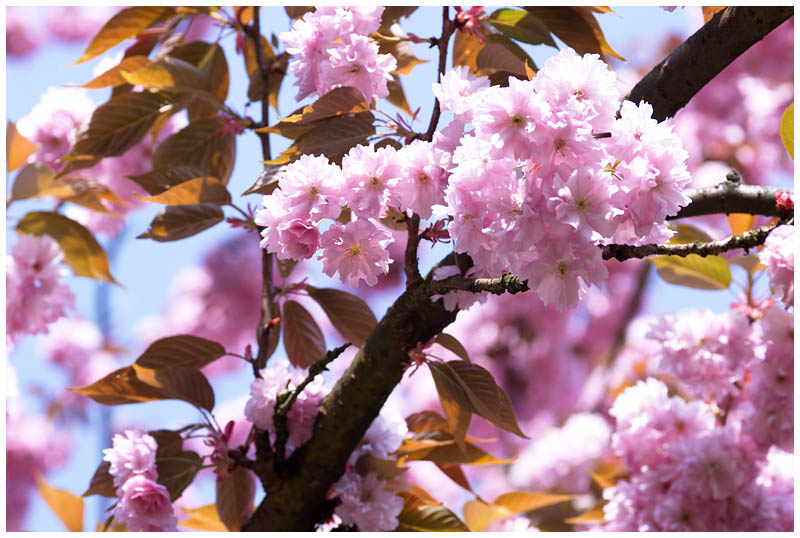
244;360;328;452
318;219;394;287
759;224;794;307
647;309;753;400
333;472;403;531
6;7;41;57
510;412;611;492
114;475;178;532
15;86;96;171
6;234;75;345
103;428;159;489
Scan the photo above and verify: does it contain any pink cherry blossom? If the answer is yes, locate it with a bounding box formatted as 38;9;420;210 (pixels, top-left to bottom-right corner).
103;428;159;489
332;471;403;531
341;144;402;218
114;475;178;532
318;219;394;288
759;224;794;307
6;234;75;345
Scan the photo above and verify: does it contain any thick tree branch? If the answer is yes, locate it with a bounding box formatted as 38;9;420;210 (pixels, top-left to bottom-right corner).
243;272;459;531
242;6;794;532
602;219;791;262
626;6;793;122
671;176;784;220
426;272;529;296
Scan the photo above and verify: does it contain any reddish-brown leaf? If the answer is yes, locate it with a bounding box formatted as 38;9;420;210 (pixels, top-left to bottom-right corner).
282;300;326;369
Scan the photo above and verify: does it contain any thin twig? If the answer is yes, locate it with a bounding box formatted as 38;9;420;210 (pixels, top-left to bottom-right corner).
272;344;351;465
426;273;529;296
601;219;792;262
422;7;456;141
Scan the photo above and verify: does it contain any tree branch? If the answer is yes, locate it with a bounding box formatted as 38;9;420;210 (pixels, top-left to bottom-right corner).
426;272;529;296
602;219;791;262
670;176;784;220
404;213;422;286
626;6;793;122
242;266;459;531
272;343;351;465
423;7;455;141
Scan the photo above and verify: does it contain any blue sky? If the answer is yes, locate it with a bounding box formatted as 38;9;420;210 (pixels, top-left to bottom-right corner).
6;6;754;531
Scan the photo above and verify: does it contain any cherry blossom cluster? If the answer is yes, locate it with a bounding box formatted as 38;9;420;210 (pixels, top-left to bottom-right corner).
244;357;407;531
437;49;691;309
6;234;74;349
245;359;328;452
330;409;407;531
16;84;185;238
280;7;396;102
602;303;793;531
6;6;116;58
103;428;178;531
258;49;691;307
759;223;794;308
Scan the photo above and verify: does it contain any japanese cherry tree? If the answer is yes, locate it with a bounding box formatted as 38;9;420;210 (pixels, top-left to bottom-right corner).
5;5;794;532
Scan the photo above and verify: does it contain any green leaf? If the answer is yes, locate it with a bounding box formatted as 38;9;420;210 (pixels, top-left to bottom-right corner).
69;364;215;411
649;223;732;290
135;335;227;370
488;9;557;47
137;203;225;242
306;286;378;347
139;176;231;206
75;6;176;64
68;91;173;159
6;121;38;172
78;55;152;89
16;211;118;283
293;111;375;165
82;460;116;498
153;118;237;184
216;468;257;531
434;333;471;362
780;102;793;160
121;56;211;93
282;300;326;369
398;501;469;532
127;165;209;196
36;477;84;532
179;504;228;532
429;361;528;439
523;7;624;61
